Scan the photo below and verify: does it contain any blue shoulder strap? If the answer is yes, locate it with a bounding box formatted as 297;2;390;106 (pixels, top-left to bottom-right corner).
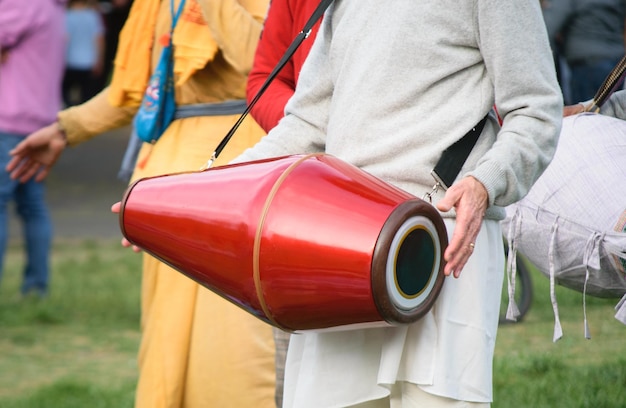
171;0;187;32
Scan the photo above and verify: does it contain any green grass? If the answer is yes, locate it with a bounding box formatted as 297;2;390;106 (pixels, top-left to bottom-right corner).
0;239;141;407
494;257;626;407
0;241;624;407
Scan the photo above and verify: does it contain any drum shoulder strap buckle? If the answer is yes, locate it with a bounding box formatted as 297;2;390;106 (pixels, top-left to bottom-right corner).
423;171;447;203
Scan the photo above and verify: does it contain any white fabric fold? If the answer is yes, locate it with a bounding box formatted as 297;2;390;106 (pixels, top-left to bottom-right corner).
614;293;626;324
505;208;521;321
549;219;563;342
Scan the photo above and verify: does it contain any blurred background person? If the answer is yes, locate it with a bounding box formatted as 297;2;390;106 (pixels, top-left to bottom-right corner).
543;0;626;105
63;0;105;106
247;0;321;132
0;0;66;297
98;0;133;89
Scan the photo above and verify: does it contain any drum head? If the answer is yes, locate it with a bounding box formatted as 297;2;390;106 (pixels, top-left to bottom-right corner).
372;199;447;324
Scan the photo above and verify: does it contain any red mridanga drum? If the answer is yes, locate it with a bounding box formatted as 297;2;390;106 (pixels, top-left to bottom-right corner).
119;154;447;332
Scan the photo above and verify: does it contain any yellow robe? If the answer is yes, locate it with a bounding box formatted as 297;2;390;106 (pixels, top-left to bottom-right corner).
57;1;275;406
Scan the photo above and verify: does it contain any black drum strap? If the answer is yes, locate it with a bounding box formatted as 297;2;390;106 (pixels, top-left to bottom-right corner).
205;0;334;168
430;114;488;193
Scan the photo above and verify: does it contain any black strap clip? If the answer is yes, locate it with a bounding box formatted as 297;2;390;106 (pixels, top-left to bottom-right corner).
429;114;489;196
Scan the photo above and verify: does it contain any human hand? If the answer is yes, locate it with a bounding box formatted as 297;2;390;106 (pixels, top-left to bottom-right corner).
563;103;586;117
435;176;488;278
111;201;142;253
6;122;67;183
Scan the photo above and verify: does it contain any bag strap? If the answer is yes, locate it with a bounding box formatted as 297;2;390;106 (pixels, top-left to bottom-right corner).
425;114;489;201
204;0;334;168
171;0;187;33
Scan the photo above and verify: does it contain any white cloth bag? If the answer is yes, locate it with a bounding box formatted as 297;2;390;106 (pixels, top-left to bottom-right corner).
502;113;626;339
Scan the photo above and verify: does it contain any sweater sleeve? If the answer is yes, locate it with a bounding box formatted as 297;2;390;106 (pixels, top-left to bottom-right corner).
57;87;136;147
246;0;298;132
199;0;268;75
468;0;563;207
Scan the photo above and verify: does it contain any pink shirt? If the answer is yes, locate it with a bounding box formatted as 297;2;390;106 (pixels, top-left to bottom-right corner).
0;0;66;135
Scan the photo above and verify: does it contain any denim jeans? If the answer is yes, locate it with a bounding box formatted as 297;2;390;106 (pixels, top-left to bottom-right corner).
0;132;52;295
569;58;622;104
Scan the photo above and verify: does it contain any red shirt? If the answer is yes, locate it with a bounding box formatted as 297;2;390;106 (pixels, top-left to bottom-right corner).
247;0;322;132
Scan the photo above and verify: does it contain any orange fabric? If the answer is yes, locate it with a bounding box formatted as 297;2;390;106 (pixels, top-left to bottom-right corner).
107;0;218;107
132;114;276;408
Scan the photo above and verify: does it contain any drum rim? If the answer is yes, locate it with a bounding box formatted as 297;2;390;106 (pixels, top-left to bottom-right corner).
384;215;441;310
371;199;447;324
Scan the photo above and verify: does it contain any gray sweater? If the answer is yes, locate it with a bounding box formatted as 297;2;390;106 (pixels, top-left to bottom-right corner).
236;0;563;221
599;89;626;118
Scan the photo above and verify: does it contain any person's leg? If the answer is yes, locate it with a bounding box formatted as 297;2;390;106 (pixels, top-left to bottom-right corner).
83;69;102;102
273;327;290;408
61;68;75;107
0;133;22;287
348;399;390;408
396;382;490;408
569;64;593;104
346;382;403;408
74;69;91;105
587;58;622;98
570;58;621;103
15;175;52;296
347;381;491;408
347;395;391;407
